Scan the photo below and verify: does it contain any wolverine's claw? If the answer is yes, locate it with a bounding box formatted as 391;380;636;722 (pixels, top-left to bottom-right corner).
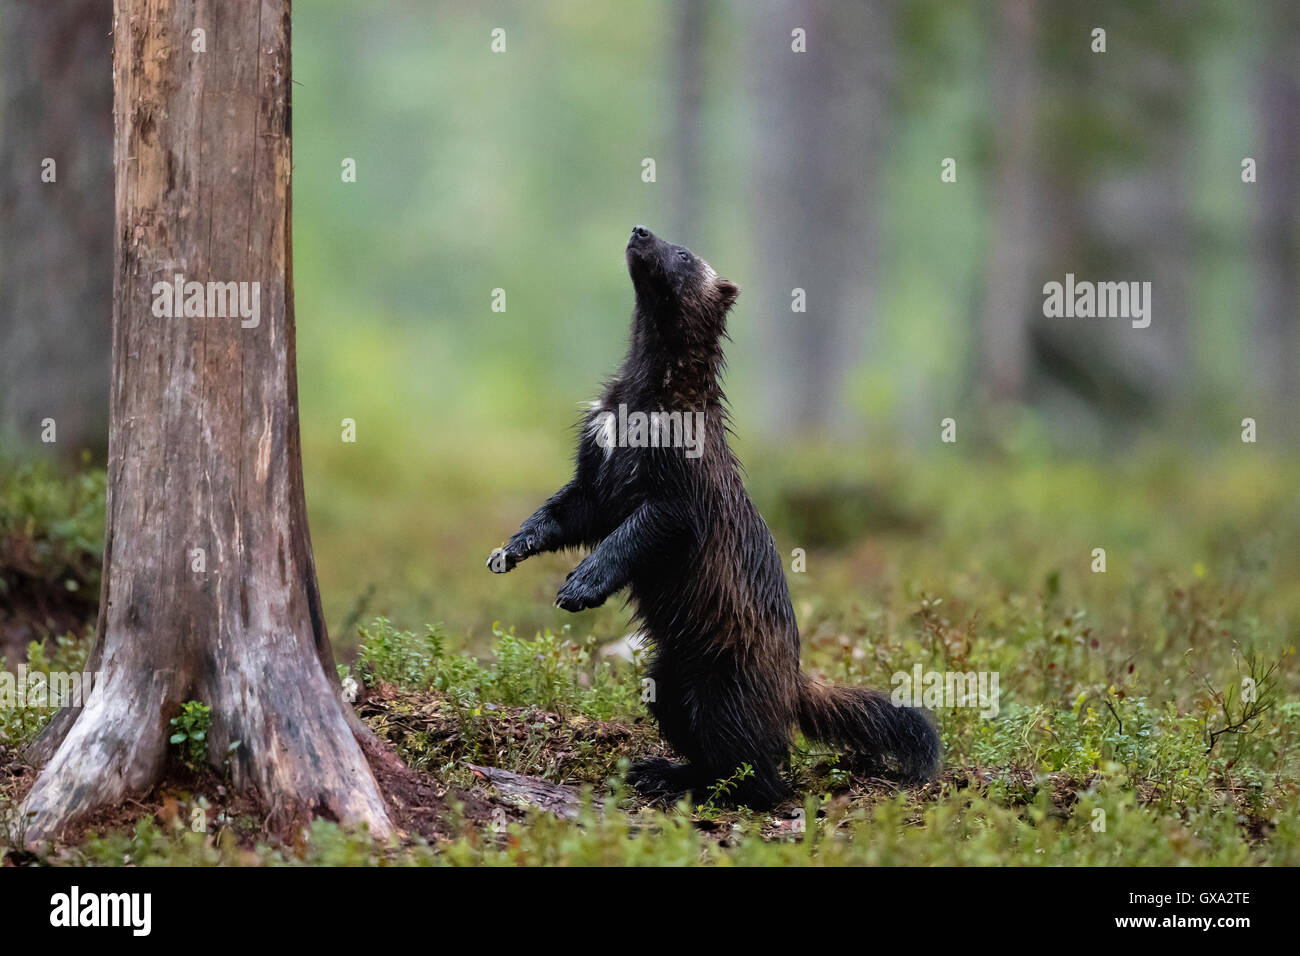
554;573;607;612
487;547;516;573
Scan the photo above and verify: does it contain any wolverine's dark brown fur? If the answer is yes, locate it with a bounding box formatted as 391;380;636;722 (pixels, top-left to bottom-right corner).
488;225;939;807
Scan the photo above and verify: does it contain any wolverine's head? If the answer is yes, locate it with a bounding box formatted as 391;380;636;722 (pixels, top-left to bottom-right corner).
625;225;739;344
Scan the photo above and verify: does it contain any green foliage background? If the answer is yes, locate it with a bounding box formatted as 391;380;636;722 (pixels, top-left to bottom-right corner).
272;2;1289;642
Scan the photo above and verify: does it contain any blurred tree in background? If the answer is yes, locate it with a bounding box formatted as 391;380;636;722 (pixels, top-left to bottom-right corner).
749;0;894;437
0;0;112;459
1255;0;1300;425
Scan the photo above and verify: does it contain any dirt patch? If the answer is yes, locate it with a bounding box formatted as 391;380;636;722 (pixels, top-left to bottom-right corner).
358;731;495;842
357;680;668;787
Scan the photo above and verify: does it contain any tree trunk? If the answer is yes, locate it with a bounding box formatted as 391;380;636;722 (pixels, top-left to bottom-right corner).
751;0;894;436
978;0;1038;403
21;0;392;845
0;0;113;459
1255;2;1300;422
670;0;706;244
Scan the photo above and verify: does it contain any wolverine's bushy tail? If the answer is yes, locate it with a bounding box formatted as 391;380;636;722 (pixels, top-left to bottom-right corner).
798;678;940;784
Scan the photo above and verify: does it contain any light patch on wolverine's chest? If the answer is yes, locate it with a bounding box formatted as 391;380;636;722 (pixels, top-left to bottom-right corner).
586;400;615;458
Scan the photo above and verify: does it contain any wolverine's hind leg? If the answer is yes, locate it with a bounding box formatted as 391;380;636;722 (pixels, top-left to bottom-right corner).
641;663;795;809
633;659;697;802
627;754;790;809
695;753;791;810
686;693;795;810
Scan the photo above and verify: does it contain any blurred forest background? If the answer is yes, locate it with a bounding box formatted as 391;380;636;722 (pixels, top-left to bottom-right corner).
1;0;1297;657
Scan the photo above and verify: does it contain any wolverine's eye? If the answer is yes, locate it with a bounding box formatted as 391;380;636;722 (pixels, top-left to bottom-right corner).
677;251;690;262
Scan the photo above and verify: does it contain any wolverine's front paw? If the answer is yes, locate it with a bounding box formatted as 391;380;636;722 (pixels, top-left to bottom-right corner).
488;523;554;574
554;565;609;612
485;546;523;573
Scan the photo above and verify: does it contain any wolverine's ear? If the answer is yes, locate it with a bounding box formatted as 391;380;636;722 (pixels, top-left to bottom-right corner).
715;278;740;312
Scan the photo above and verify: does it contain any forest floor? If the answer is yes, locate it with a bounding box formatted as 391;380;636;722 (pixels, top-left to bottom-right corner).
1;450;1298;865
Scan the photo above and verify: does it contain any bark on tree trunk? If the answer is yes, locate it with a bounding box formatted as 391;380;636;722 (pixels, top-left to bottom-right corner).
0;0;113;459
21;0;392;845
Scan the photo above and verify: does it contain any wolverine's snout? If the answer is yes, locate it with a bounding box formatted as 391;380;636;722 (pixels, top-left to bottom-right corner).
628;224;662;256
626;224;661;274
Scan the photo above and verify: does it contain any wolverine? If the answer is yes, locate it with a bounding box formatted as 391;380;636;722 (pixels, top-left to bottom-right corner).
487;225;939;807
